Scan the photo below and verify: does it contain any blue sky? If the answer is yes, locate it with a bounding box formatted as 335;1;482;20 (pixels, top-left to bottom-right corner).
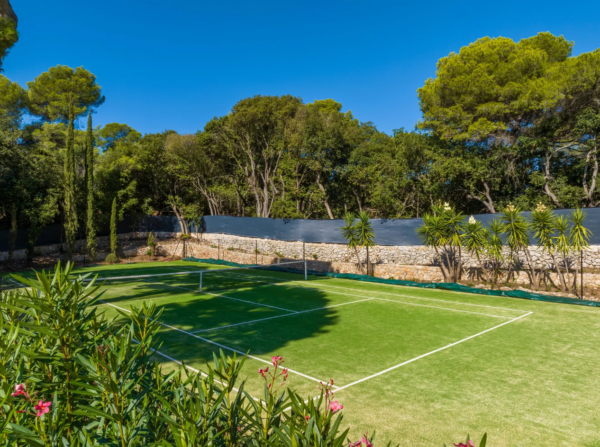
6;0;600;135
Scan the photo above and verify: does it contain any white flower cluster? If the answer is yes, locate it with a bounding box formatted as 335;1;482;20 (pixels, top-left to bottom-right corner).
505;204;516;212
443;202;451;211
468;215;476;225
535;202;547;213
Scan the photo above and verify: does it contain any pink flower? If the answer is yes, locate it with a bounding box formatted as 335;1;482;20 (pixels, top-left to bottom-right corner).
329;401;343;413
361;437;373;447
305;415;310;420
453;442;474;447
12;384;27;397
349;441;361;447
34;400;51;417
271;355;283;366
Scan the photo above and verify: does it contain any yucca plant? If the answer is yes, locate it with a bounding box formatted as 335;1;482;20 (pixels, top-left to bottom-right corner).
463;216;505;285
356;211;375;275
530;203;569;292
500;204;541;289
569;208;592;298
341;212;364;274
417;202;464;282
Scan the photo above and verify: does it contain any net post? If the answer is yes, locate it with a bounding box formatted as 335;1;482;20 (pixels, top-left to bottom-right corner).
199;271;203;292
303;241;307;280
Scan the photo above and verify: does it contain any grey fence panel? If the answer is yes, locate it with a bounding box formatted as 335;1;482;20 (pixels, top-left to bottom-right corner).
202;208;600;246
202;216;425;245
4;208;600;251
0;216;180;251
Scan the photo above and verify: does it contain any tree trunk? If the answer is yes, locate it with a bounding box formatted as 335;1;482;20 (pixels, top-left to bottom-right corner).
549;251;568;292
543;149;562;208
522;248;540;290
467;181;496;213
315;173;334;219
582;142;598;207
8;204;16;263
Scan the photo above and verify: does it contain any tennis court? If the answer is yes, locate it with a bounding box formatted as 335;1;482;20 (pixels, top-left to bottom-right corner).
7;260;600;445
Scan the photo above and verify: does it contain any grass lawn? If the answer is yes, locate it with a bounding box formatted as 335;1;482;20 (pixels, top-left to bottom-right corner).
5;260;600;446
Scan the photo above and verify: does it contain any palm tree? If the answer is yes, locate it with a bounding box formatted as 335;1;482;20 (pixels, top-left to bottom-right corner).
569;208;592;298
356;211;375;275
341;212;363;274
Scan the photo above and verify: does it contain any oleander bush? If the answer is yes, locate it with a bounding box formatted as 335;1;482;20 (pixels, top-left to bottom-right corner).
0;263;485;446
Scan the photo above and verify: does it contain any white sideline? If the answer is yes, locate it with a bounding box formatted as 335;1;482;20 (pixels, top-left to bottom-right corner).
205;272;514;319
99;299;339;389
190;298;374;333
334;311;534;392
142;344;260;402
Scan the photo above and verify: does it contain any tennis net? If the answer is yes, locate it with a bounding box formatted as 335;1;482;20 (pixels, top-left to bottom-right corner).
82;260;308;294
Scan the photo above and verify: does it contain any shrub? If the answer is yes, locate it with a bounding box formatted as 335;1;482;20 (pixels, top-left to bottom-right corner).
147;231;157;255
255;248;260;254
146;248;153;258
275;251;284;258
105;252;119;264
210;244;217;248
313;253;318;260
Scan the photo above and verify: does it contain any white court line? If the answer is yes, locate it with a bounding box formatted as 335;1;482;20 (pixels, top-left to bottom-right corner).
190;298;374;333
99;298;338;389
334;311;534;392
204;273;513;319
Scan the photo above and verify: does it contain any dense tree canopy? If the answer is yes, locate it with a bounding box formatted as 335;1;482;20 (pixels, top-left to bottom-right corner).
3;31;600;255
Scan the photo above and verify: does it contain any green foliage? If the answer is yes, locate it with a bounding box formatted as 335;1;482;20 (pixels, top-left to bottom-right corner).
97;122;141;151
26;65;105;122
110;197;118;255
0;17;18;70
147;231;157;256
105;252;118;264
418;32;571;142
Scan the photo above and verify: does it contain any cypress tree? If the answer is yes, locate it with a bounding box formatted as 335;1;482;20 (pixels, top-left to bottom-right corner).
64;103;78;259
110;197;118;255
86;110;97;260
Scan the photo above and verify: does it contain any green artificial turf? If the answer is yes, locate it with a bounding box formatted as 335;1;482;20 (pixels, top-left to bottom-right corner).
6;260;600;446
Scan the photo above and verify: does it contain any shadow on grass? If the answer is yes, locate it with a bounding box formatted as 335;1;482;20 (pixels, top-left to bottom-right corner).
51;261;338;365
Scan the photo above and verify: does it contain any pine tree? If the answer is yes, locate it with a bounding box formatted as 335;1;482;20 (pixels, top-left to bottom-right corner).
86;110;97;260
110;197;118;255
64;103;78;259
